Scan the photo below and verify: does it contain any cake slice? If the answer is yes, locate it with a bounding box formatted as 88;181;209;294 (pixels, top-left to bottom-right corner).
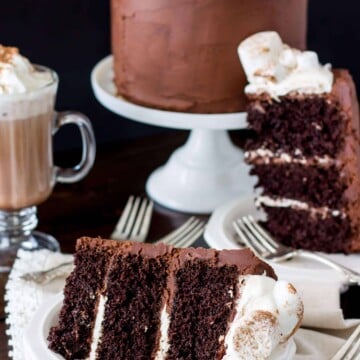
238;31;360;253
48;237;303;359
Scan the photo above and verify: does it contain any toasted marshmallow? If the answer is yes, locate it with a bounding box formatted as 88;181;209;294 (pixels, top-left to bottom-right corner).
238;31;333;98
222;275;303;359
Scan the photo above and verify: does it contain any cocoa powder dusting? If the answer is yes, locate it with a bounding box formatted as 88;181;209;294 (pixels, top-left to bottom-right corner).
0;45;18;63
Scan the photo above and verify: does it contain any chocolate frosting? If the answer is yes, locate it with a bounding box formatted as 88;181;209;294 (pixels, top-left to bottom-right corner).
331;70;360;251
111;0;307;113
172;246;276;279
77;237;275;277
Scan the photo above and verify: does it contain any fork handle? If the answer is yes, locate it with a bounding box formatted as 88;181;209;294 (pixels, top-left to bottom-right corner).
296;250;360;285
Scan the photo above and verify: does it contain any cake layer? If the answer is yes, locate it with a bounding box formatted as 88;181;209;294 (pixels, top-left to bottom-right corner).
96;246;170;359
261;206;355;253
250;163;347;208
111;0;307;113
246;92;346;157
167;258;238;359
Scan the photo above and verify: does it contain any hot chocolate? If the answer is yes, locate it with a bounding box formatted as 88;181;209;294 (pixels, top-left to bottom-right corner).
0;46;56;210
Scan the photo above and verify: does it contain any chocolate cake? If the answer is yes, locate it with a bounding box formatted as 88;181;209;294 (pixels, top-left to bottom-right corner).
110;0;308;113
48;237;303;359
239;32;360;253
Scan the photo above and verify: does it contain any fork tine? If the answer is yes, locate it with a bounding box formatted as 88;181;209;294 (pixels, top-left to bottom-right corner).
155;217;205;248
233;219;266;257
111;196;154;241
239;219;269;255
156;217;197;244
111;196;135;239
247;215;280;250
165;218;202;246
343;327;360;360
347;338;360;360
331;324;360;360
130;198;153;241
243;216;277;253
123;196;141;237
233;219;260;256
171;222;205;248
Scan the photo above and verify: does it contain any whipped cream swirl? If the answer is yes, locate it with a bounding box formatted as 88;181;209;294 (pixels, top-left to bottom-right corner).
238;31;333;98
0;45;53;95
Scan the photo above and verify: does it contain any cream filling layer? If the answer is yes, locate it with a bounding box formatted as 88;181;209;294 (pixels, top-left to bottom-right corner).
154;306;171;360
244;149;333;166
88;295;107;360
256;195;344;218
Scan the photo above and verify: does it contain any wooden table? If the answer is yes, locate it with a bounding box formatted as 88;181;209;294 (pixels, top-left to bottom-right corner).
1;130;360;359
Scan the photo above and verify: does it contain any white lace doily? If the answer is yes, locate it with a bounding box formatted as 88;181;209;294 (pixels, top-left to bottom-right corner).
4;249;72;360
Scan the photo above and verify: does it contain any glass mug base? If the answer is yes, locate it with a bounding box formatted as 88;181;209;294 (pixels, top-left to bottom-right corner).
0;232;59;273
0;207;60;273
21;231;60;252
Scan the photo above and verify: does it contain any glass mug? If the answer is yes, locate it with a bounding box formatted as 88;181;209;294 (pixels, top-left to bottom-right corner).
0;65;96;261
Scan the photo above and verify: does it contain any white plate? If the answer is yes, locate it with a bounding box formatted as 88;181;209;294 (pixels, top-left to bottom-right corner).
204;196;360;275
23;293;64;360
23;292;296;360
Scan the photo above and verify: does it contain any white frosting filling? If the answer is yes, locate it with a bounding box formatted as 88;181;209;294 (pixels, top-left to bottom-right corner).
88;295;107;360
154;306;171;360
245;148;333;166
238;31;333;98
257;195;344;218
222;275;302;360
0;45;53;95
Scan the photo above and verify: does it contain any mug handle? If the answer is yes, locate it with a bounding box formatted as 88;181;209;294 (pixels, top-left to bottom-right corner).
53;111;96;183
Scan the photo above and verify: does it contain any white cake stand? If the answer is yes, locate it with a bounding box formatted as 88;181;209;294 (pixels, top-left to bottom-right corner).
91;56;255;213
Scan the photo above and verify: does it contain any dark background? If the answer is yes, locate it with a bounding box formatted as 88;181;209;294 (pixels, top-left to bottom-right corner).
0;1;359;152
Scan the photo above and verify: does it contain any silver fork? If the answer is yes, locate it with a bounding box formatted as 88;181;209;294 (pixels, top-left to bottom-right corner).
111;195;153;241
233;215;360;285
20;195;153;284
331;324;360;360
20;216;205;284
155;216;205;248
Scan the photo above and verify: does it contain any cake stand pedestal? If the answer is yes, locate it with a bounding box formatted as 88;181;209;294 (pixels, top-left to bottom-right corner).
91;56;255;213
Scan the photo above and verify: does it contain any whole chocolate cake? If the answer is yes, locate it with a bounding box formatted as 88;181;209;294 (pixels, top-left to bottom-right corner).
48;237;303;359
110;0;308;113
239;32;360;253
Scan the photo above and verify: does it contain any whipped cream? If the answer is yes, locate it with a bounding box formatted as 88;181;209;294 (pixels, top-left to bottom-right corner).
0;45;53;95
222;275;303;359
238;32;333;98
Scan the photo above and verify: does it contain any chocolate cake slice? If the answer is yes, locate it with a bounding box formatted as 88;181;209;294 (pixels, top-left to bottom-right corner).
48;237;303;359
238;32;360;253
